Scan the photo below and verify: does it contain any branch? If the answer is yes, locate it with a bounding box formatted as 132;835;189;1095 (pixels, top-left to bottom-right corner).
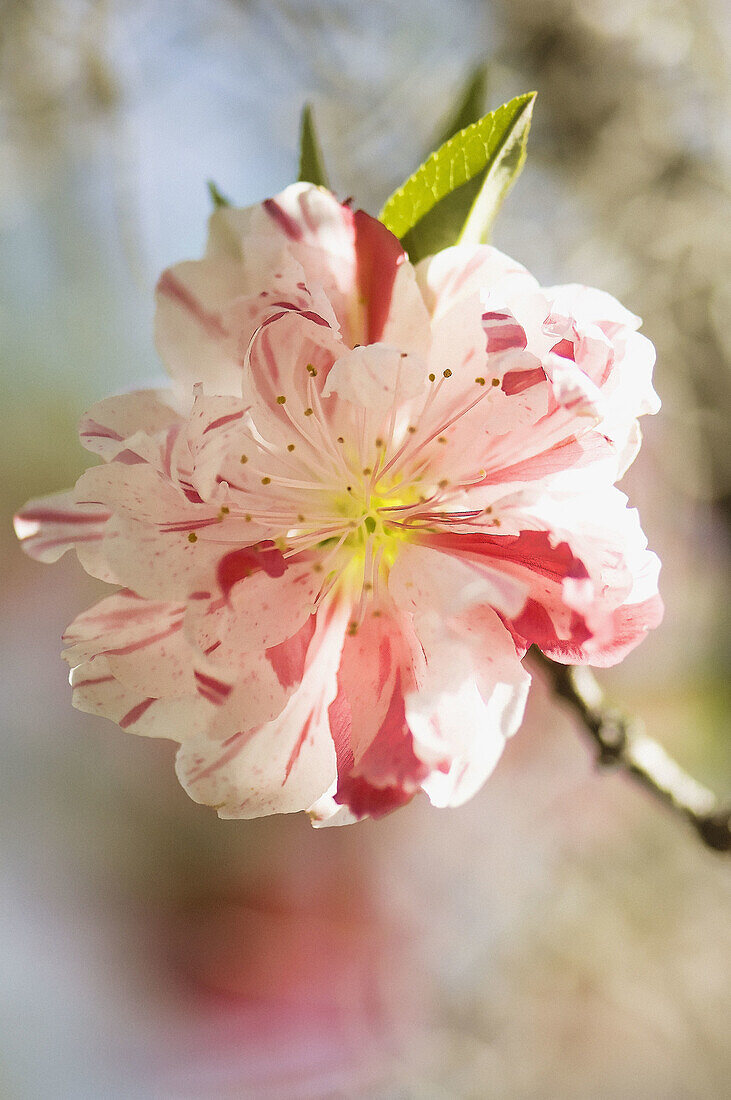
531;649;730;853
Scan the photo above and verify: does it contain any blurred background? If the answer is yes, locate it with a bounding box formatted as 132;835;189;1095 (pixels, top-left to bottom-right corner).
1;0;729;1096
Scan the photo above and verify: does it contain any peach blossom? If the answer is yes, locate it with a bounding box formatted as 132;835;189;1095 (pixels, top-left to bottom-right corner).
15;184;662;824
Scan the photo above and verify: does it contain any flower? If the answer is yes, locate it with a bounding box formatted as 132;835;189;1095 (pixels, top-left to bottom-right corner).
15;183;662;825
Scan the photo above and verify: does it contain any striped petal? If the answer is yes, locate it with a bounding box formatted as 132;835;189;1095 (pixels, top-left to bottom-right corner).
14;490;110;564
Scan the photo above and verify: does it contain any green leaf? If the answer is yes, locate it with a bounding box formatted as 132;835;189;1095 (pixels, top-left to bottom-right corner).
298;102;330;189
380;92;536;263
433;64;488;148
207;180;231;208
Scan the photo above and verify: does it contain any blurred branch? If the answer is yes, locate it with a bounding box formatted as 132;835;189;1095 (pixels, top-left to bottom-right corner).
532;650;731;853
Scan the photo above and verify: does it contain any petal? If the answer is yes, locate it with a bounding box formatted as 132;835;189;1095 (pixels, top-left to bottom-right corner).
155;257;261;396
73;463;201;524
14;489;110;564
416;243;539;319
323;344;426;412
69;657;213;740
242;308;343;439
176;600;346;818
185;559;322;675
415;527;594;660
406;606;531;808
100;512;257;602
78;390;182;460
62;592;211;741
206;184;358;339
328;608;427;819
389;542;527;620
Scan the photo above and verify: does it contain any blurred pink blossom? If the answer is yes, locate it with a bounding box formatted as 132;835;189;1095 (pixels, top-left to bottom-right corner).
15;183;662;824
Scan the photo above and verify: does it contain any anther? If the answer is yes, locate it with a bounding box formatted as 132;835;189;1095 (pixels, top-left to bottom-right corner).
475;376;485;386
362;467;372;476
375;437;384;448
240;454;248;464
261;476;271;485
437;436;447;445
407;425;417;434
287;443;295;451
337;436;344;444
491;377;500;386
438;478;449;489
187;532;197;543
220;505;229;514
428;373;436;382
304;408;314;417
306;364;318;376
443;368;452;378
276;395;286;404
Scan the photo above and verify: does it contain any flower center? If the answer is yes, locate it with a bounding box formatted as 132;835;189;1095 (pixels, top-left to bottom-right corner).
333;484;415;568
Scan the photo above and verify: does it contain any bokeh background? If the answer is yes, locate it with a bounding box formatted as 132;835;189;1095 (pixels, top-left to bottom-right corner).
1;1;729;1096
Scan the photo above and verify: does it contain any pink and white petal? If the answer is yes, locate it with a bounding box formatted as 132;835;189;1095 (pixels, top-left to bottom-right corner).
78;390;183;460
62;592;212;741
176;601;346;818
475;428;618;494
416;243;539;320
100;512;244;602
389;542;527;621
206;185;358;335
405;607;530;808
415;526;595;661
61;590;187;667
327;608;428;819
74;463;207;525
350;209;425;350
525;488;664;665
185;559;322;673
545;283;642;334
378;260;431;358
184;392;253;500
545;284;660;421
242;310;349;459
578;551;663;667
14;490;110;564
308;788;360;829
323;345;427;417
70;656;211;741
155;257;259;396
